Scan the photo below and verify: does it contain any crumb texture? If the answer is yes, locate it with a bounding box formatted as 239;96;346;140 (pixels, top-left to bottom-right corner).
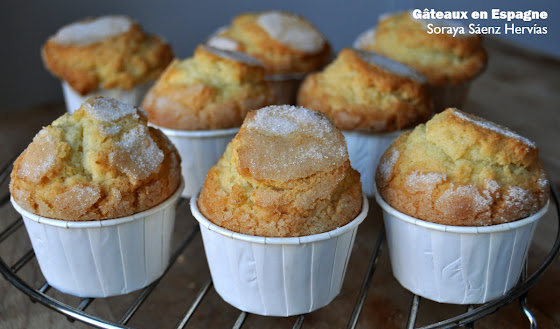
375;108;549;226
198;105;362;237
142;46;273;130
205;11;331;74
357;11;487;86
298;48;433;132
42;16;173;95
10;97;181;221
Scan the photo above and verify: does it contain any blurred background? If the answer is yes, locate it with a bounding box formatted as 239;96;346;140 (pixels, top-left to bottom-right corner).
2;0;559;112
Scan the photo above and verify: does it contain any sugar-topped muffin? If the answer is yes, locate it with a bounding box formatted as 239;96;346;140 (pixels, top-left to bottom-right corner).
206;11;331;75
142;45;274;130
355;11;487;87
298;48;433;132
375;108;549;226
42;15;173;95
198;105;362;237
10;97;181;221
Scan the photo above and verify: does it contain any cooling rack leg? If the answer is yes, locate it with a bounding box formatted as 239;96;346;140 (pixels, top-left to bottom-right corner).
519;259;537;329
406;294;420;329
520;294;537;329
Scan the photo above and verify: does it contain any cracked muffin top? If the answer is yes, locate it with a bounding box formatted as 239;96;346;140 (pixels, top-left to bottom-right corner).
375;108;549;226
42;15;173;95
298;48;433;132
198;105;363;237
10;97;181;220
206;11;331;75
142;45;274;130
355;11;487;86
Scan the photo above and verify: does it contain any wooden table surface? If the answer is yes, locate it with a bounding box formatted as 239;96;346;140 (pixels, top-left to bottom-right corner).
0;38;559;329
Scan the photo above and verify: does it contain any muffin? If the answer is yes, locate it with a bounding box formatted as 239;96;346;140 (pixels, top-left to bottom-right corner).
376;108;548;226
298;48;433;195
374;108;549;304
11;97;181;220
142;45;274;197
42;15;173;113
143;45;273;130
198;105;362;237
298;48;432;132
354;11;487;111
10;97;183;297
207;11;331;75
206;10;332;104
191;105;367;315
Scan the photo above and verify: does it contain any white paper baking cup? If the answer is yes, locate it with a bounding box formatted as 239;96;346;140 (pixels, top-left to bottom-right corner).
62;81;153;114
266;73;306;106
190;193;368;316
374;189;549;304
10;180;184;298
151;124;239;198
430;82;472;112
343;130;403;197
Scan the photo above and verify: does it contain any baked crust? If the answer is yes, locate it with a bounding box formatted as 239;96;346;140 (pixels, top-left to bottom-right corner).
142;46;274;130
198;105;363;237
298;48;433;132
10;97;181;221
42;16;173;95
207;11;332;74
359;11;487;86
375;108;549;226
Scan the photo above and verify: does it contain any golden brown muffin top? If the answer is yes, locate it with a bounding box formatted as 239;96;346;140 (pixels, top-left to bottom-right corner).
375;108;549;226
357;11;487;86
142;45;274;130
42;15;173;95
198;105;363;237
298;48;433;132
206;11;332;74
10;97;182;221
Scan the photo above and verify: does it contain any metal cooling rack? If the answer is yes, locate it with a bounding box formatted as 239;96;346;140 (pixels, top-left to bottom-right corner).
1;156;559;329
